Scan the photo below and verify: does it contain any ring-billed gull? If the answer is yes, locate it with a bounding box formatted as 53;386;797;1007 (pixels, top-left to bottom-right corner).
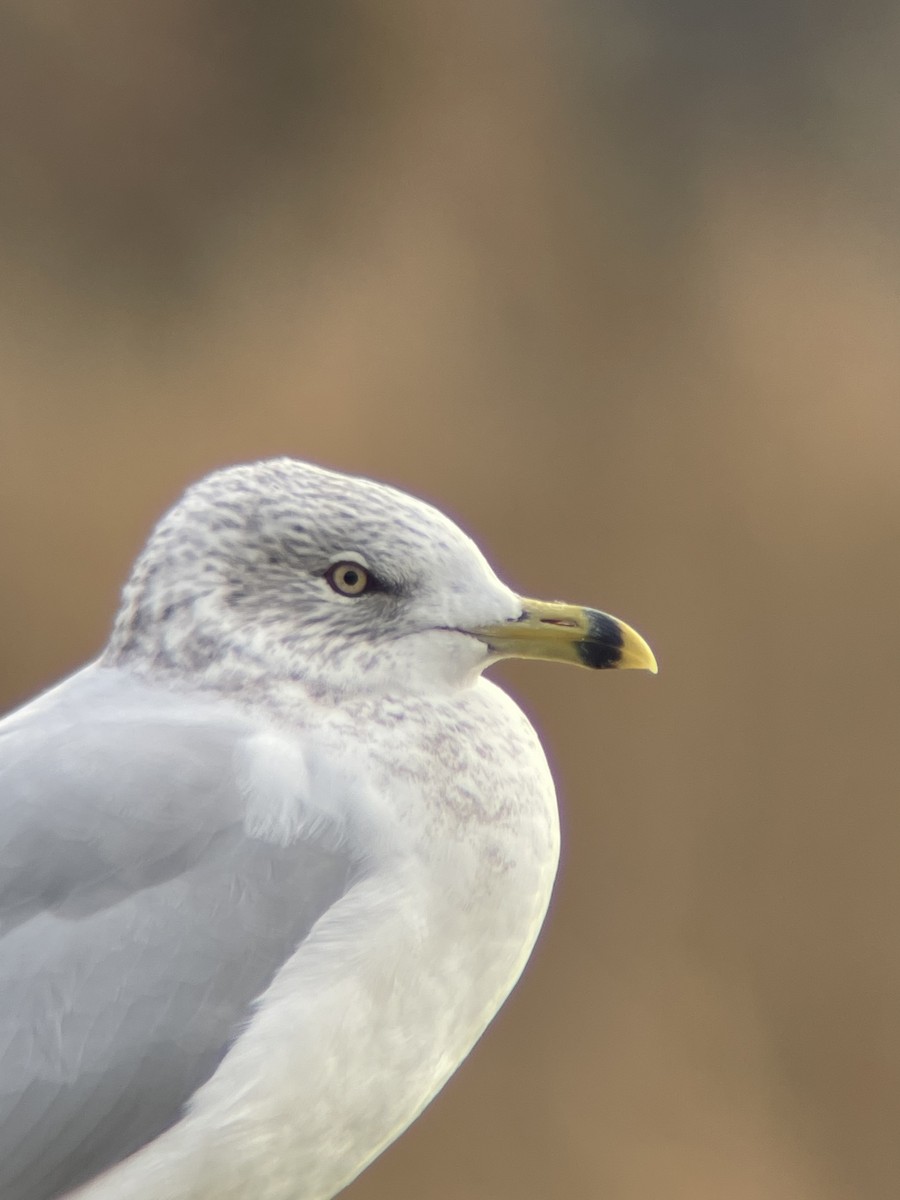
0;459;656;1200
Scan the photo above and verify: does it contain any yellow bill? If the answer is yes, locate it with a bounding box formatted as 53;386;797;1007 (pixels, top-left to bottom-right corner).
470;598;657;673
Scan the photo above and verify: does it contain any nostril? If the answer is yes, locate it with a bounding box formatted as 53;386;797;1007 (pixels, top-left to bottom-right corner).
539;617;578;628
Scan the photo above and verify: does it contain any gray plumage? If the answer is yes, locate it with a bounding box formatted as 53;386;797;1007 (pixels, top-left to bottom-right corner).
0;669;353;1198
0;459;565;1200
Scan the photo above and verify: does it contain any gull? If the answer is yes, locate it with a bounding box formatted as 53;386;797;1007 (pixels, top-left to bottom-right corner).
0;458;656;1200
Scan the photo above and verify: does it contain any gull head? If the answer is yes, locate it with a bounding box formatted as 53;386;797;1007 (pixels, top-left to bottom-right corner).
104;459;656;695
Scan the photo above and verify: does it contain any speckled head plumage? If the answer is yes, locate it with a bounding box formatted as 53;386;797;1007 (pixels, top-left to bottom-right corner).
103;459;521;692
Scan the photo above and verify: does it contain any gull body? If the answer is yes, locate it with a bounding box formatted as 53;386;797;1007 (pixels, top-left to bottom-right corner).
0;460;655;1200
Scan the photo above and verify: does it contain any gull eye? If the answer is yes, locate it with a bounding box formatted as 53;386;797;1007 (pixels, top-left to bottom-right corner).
325;561;371;596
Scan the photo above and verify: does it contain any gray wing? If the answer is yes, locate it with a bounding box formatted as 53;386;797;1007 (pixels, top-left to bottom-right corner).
0;666;357;1200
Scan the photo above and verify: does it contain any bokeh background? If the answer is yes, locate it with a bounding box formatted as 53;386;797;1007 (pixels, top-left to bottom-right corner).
2;3;900;1198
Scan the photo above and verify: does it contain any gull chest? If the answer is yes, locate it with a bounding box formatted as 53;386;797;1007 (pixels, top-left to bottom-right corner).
237;681;561;1198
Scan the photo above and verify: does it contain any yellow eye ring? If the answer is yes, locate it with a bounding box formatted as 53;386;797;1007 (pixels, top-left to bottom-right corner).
325;561;370;596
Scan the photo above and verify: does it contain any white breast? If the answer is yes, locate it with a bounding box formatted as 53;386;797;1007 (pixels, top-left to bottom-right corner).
73;680;559;1200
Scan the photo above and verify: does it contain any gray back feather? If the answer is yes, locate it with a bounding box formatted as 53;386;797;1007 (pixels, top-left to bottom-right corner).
0;667;356;1200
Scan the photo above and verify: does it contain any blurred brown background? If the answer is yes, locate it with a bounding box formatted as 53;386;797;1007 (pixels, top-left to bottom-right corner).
2;3;900;1198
